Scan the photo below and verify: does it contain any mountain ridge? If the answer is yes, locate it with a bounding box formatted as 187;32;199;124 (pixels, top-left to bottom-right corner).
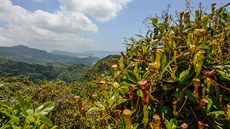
0;45;99;67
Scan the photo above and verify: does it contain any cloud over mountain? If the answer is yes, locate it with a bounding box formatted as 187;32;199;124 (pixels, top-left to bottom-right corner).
0;0;131;52
60;0;131;22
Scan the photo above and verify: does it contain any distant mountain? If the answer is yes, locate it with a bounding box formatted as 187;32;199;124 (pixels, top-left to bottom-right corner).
0;45;99;67
51;50;120;58
51;50;94;58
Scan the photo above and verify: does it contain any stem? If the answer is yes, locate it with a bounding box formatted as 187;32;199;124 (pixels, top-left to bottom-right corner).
178;96;188;114
209;77;230;91
161;51;189;77
177;84;191;102
136;96;140;110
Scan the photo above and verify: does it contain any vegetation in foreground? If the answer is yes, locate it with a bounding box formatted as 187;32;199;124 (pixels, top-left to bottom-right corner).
0;2;230;129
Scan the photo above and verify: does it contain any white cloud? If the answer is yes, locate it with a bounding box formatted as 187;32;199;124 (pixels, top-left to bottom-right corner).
60;0;131;22
0;0;131;52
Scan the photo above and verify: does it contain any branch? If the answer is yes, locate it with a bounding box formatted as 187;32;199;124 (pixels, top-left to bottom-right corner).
209;77;230;91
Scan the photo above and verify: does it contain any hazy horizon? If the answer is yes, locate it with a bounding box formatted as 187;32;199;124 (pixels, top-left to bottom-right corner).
0;44;121;53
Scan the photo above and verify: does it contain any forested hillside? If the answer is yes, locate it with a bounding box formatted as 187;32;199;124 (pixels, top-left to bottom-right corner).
0;54;120;83
0;57;89;82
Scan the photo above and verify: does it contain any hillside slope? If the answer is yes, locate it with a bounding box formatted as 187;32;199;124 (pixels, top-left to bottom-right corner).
0;57;89;82
0;54;120;82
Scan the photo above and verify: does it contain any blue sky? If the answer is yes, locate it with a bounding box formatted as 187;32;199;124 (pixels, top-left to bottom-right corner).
0;0;229;52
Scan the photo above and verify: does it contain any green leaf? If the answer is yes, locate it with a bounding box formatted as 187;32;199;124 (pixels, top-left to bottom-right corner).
17;92;30;116
165;119;170;129
142;45;148;53
39;116;53;127
94;101;106;111
184;89;197;103
217;69;230;81
122;78;135;84
212;123;223;129
107;125;112;129
11;125;21;129
119;56;125;71
208;111;225;115
227;104;230;120
119;86;129;95
17;92;25;107
134;62;139;78
137;89;143;97
39;124;46;129
26;109;35;115
133;123;140;129
135;34;144;38
88;107;101;112
109;95;116;108
50;126;58;129
25;117;36;125
117;98;127;105
186;69;195;81
206;97;213;112
126;70;138;84
179;69;189;81
8;114;20;123
214;85;220;99
102;91;110;100
35;101;55;117
0;100;12;109
18;92;25;109
0;110;19;123
170;118;178;127
165;118;178;129
161;54;167;71
152;17;158;25
142;71;150;79
111;98;127;109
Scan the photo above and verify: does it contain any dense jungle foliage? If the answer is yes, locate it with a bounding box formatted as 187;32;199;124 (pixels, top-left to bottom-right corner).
0;2;230;129
0;57;89;82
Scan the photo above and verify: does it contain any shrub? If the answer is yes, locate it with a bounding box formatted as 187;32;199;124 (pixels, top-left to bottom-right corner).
0;93;55;128
87;3;230;129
